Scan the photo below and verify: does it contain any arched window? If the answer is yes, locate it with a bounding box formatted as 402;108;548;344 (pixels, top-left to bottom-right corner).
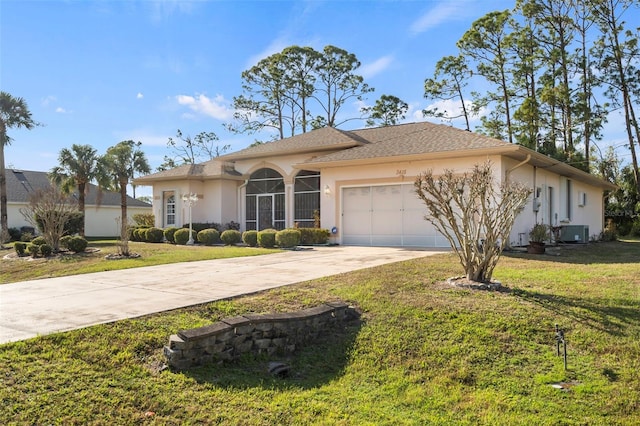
246;168;285;230
294;170;320;228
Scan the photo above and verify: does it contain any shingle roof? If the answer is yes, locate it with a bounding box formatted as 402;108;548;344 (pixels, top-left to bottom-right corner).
6;169;151;207
219;126;367;160
133;159;242;184
304;122;510;164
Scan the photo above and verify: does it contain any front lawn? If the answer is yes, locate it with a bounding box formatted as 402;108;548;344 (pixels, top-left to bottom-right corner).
1;241;639;424
0;240;276;284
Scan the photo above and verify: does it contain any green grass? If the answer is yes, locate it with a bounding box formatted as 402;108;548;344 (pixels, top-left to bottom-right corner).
0;240;276;283
1;241;639;424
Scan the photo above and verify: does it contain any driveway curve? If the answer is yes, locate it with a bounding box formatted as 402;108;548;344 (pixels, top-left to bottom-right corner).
0;246;445;344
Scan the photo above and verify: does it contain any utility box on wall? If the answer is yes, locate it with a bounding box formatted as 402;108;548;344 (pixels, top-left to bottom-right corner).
558;225;589;243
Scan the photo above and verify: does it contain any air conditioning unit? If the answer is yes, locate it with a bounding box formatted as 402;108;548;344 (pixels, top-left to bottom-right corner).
558;225;589;243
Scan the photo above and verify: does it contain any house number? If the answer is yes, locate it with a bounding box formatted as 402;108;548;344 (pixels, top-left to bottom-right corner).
396;169;406;176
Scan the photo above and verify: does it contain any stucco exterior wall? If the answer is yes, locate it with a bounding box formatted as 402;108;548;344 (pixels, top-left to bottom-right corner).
6;202;152;237
504;159;604;245
319;156;502;244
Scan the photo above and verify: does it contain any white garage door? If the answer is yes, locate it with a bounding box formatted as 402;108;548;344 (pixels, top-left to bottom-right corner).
341;184;449;247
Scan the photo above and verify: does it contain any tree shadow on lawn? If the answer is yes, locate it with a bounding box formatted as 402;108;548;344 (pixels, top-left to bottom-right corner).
180;320;363;391
504;240;640;265
511;288;640;336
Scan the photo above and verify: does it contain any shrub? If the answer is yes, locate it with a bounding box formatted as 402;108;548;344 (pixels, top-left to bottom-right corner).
163;227;179;244
27;243;39;257
184;222;221;233
14;241;27;256
8;227;20;242
145;227;164;243
40;244;53;257
174;228;196;245
133;213;155;227
67;236;88;253
257;228;277;248
220;229;241;246
276;229;301;248
298;228;330;245
31;236;47;246
59;235;73;249
197;228;220;245
132;227;150;242
242;230;258;247
20;232;34;242
631;218;640;237
224;221;240;231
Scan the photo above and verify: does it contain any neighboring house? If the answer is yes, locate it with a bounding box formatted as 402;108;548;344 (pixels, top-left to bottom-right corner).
134;122;616;248
6;169;152;237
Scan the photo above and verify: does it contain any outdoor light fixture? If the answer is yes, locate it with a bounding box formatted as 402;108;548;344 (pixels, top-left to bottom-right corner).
324;184;331;195
182;193;198;245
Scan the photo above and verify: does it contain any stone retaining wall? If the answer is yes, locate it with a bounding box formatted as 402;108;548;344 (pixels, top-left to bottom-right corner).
164;301;357;370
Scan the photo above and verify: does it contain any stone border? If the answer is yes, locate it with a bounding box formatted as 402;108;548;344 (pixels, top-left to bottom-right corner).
164;301;358;370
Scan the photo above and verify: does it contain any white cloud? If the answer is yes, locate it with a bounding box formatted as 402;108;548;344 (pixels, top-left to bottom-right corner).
420;99;484;127
360;55;394;79
175;93;234;121
41;95;57;107
55;107;68;114
136;92;144;99
410;3;465;35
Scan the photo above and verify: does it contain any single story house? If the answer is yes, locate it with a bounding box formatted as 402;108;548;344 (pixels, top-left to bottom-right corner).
134;122;616;247
6;169;152;237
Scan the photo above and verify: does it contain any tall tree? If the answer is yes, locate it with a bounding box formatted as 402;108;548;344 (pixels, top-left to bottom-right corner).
363;94;409;127
157;129;229;172
0;92;38;245
590;0;640;194
423;55;473;130
311;45;374;129
457;10;515;142
100;140;150;256
49;144;103;236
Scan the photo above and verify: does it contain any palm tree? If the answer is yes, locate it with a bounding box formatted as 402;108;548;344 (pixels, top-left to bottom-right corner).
49;144;104;237
0;92;38;245
101;140;150;256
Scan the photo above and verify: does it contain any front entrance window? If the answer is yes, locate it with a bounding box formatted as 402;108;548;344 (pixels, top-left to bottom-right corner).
246;168;285;230
164;192;176;227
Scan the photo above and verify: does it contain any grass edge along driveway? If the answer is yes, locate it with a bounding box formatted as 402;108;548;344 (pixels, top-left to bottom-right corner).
1;240;639;424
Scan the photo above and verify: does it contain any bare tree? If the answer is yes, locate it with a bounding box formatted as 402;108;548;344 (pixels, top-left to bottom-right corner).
414;162;531;283
20;186;79;252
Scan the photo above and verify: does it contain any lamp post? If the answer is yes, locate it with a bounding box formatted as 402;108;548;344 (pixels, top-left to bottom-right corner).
182;193;198;245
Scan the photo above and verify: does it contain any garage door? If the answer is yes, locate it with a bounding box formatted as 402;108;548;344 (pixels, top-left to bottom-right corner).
341;184;450;247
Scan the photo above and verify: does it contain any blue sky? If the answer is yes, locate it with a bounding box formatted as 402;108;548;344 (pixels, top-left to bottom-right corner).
1;0;635;197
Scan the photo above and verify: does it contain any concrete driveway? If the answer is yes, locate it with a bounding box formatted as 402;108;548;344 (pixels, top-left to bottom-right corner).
0;246;445;344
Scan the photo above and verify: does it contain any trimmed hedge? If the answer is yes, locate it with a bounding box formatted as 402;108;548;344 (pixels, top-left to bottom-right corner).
174;228;197;245
31;236;47;246
67;236;88;253
298;228;331;245
197;228;220;245
257;228;277;248
163;227;179;244
183;222;221;233
145;227;164;243
59;235;73;249
40;244;53;257
242;230;258;247
14;241;27;256
27;244;39;257
220;229;241;246
276;229;301;248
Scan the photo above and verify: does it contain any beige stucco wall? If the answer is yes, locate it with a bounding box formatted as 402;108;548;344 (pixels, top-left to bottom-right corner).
6;202;152;237
504;159;604;245
319;156;502;244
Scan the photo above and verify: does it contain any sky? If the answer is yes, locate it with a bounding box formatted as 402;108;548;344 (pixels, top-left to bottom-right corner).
1;0;636;197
